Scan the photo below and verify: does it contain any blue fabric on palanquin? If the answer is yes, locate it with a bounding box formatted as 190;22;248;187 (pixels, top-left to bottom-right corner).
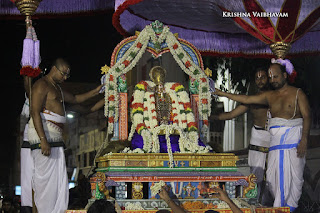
131;132;206;153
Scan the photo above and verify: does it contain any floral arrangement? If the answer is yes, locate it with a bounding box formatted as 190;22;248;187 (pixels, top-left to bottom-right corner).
271;58;297;83
128;80;210;163
182;201;206;210
216;199;242;209
150;180;166;197
121;147;144;154
182;199;243;210
104;22;211;135
124;202;144;210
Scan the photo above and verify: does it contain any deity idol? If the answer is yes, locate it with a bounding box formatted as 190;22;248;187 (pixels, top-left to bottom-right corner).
129;66;210;154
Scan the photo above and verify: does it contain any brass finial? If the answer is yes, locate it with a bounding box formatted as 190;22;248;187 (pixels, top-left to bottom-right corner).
269;42;291;59
14;0;42;16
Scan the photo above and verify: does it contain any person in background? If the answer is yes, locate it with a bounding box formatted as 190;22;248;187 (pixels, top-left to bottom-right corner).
0;197;15;213
211;187;243;213
158;186;186;213
214;60;310;211
87;199;116;213
214;68;270;200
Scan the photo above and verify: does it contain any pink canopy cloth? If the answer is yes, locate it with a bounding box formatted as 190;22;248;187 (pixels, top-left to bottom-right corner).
1;0;319;58
112;0;320;58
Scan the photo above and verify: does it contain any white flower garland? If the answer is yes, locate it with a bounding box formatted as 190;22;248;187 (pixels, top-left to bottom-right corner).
128;80;211;156
121;147;144;154
105;26;150;134
105;23;211;135
165;31;212;128
141;129;152;152
165;125;174;167
128;89;145;141
125;202;144;210
216;199;242;209
150;180;166;197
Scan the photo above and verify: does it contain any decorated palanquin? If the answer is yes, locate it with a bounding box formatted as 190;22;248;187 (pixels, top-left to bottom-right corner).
86;21;290;213
102;20;212;145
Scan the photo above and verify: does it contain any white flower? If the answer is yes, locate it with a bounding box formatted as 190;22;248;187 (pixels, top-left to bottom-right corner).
150;180;165;197
141;129;152;152
121;148;145;153
125;202;144;210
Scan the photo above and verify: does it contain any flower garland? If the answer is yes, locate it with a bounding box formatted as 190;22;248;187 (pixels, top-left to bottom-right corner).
165;82;198;134
105;25;151;134
121;147;144;154
104;23;211;135
165;31;211;130
150;180;166;197
125;202;144;210
128;80;210;156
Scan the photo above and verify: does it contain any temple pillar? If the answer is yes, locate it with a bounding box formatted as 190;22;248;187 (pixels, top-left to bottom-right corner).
119;93;128;141
111;93;128;141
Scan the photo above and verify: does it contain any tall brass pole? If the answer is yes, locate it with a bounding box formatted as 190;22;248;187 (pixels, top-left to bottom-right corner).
14;1;42;213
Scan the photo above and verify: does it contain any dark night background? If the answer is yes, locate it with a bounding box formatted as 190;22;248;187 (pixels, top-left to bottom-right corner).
0;11;123;189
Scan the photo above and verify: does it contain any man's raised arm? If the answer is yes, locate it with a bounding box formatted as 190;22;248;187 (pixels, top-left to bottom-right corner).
213;105;249;120
213;89;268;106
63;84;103;104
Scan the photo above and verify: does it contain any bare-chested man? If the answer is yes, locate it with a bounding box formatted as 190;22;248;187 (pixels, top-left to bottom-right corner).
214;68;270;200
214;61;310;211
29;58;102;213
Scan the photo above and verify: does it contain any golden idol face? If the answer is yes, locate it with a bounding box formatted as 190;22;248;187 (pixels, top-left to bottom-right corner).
149;66;166;85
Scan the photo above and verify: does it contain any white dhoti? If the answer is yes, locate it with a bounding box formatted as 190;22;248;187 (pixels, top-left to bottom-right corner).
248;125;270;184
32;147;69;213
28;110;69;213
266;118;305;212
21;124;34;207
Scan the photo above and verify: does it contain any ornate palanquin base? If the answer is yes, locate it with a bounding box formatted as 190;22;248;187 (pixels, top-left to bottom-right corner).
90;153;262;211
122;207;290;213
96;153;238;168
66;207;290;213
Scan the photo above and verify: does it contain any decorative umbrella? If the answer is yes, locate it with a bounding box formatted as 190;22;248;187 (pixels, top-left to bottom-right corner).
112;0;320;58
2;0;319;58
219;0;320;58
0;0;114;17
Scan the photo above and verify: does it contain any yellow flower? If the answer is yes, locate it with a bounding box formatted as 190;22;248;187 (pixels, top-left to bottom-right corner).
204;67;212;77
101;65;110;74
135;84;146;91
132;107;144;115
175;85;184;92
